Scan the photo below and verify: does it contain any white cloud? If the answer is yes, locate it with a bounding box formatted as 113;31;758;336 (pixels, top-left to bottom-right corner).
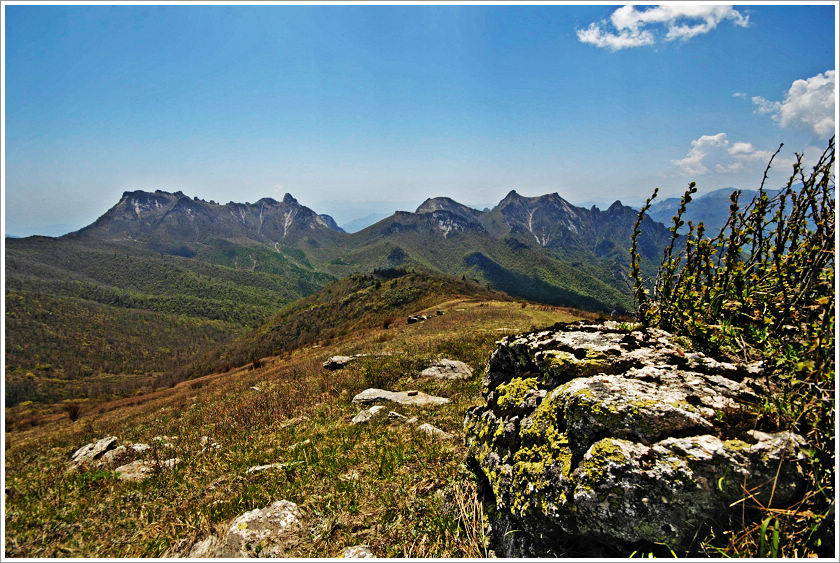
674;133;779;176
672;133;728;175
750;70;836;137
578;5;748;51
732;92;747;99
576;22;654;50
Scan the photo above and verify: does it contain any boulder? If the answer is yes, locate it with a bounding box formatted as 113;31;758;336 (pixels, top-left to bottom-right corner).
465;321;807;557
407;315;429;324
352;388;449;408
70;436;118;465
188;500;302;557
421;359;473;380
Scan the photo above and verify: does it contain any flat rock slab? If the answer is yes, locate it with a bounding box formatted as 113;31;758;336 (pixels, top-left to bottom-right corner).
421;359;473;380
188;500;302;557
352;388;449;408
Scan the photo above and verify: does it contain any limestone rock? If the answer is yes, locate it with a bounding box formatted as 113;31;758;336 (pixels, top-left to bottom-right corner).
131;443;151;453
352;388;449;408
407;315;429;324
416;423;452;439
351;405;388;424
246;461;303;474
341;545;374;558
421;359;473;380
99;445;129;466
70;436;118;465
323;356;356;370
464;321;807;557
188;500;302;557
115;458;181;482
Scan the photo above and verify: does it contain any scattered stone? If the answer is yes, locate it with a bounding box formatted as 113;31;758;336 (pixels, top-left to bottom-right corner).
131;443;151;453
199;436;221;452
246;462;303;474
187;500;302;557
421;359;473;380
351;405;388;424
288;439;311;451
70;436;118;465
465;321;807;557
407;315;429;324
250;386;260;391
387;411;408;422
436;310;444;316
341;545;374;558
152;435;177;448
416;423;452;439
115;458;181;482
352;388;449;408
339;470;360;482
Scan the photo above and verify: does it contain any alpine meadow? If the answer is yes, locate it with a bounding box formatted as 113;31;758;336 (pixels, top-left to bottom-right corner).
3;3;837;559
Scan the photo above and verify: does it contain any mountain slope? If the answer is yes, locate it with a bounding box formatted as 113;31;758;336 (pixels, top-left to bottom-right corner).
184;270;507;377
5;236;336;404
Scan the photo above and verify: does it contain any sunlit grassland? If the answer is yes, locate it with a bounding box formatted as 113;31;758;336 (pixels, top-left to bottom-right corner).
4;299;585;557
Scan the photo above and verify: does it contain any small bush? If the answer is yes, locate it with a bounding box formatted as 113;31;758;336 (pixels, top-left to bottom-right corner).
630;138;835;557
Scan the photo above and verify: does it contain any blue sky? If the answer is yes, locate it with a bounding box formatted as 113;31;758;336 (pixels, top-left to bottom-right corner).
3;3;837;235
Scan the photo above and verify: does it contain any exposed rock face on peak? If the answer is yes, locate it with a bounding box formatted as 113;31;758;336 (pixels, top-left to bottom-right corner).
416;197;482;220
465;322;806;557
65;189;345;248
319;214;345;233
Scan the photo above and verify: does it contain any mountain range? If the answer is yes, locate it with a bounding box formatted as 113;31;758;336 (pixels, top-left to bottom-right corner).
6;187;673;405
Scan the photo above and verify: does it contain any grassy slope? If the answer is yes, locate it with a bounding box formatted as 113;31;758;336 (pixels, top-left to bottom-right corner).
182;270;511;379
4;294;588;557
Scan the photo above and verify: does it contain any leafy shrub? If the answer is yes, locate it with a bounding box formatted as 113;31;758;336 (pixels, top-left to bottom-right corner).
630;138;835;556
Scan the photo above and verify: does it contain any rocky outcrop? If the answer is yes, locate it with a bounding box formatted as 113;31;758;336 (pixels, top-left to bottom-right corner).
70;436;118;467
464;321;807;557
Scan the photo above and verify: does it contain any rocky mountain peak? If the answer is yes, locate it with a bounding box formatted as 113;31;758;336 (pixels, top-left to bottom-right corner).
282;193;299;206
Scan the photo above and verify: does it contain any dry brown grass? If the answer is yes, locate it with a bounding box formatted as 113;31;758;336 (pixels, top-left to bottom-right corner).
4;298;580;557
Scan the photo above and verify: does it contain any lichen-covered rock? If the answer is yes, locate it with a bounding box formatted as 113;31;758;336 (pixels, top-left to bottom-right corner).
465;321;806;557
